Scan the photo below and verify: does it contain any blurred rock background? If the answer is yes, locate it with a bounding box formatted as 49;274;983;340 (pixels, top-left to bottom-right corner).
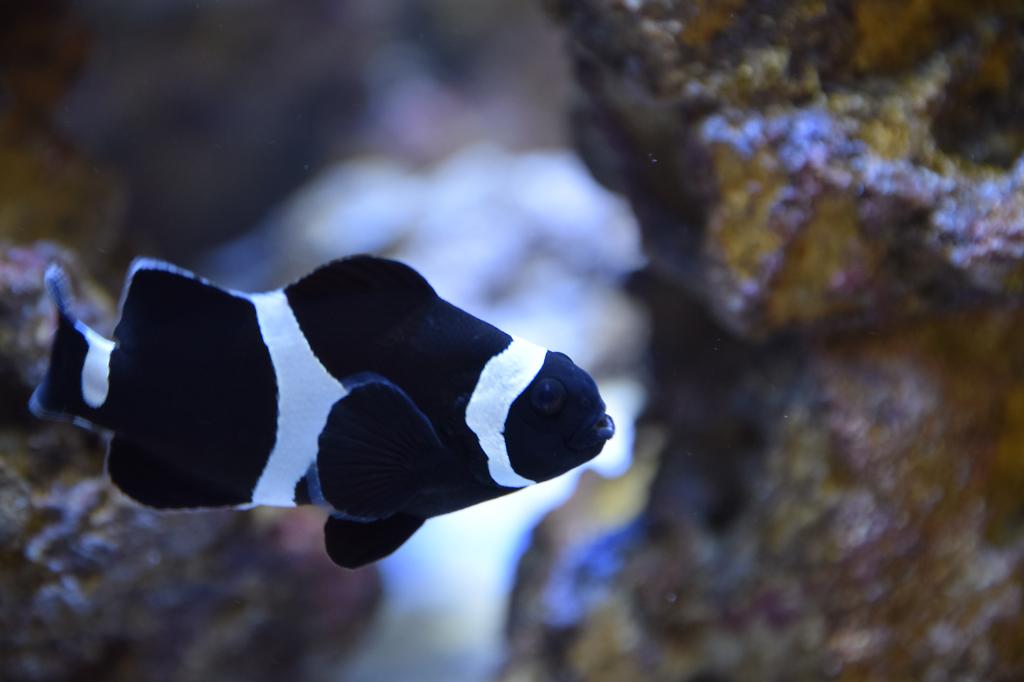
4;0;1024;681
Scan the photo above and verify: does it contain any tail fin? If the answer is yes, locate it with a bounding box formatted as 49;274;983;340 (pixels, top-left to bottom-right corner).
30;264;114;421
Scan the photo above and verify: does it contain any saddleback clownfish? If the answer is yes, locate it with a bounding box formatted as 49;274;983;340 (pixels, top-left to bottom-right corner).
30;256;615;568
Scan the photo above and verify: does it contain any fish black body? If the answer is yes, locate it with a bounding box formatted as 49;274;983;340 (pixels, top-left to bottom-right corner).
30;256;615;568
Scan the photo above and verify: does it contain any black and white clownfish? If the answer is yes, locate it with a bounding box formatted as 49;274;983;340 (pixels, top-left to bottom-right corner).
29;256;615;568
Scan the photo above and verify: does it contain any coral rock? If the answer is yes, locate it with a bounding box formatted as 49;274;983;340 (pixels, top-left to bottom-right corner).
507;3;1024;681
555;0;1024;335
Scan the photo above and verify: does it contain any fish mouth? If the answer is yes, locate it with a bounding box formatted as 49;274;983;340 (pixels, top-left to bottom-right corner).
568;413;616;452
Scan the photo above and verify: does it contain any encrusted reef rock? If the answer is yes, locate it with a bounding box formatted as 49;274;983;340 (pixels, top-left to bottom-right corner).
0;7;379;680
507;279;1024;680
504;2;1024;681
552;0;1024;336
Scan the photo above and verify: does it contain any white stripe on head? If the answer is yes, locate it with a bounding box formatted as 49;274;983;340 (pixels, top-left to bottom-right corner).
80;323;113;408
248;290;348;507
465;336;547;488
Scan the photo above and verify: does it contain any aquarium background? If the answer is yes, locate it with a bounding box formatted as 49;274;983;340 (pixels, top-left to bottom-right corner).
4;1;1024;681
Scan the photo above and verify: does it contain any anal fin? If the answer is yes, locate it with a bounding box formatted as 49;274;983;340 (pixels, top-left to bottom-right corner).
107;436;248;509
323;514;424;568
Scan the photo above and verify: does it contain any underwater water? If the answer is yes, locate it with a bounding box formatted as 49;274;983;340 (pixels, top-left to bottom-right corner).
4;1;1024;681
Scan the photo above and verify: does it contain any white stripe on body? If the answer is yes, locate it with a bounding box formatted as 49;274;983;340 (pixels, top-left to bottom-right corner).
249;290;348;507
465;336;546;488
80;324;114;408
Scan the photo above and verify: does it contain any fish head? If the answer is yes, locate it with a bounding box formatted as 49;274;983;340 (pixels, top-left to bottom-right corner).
502;351;614;484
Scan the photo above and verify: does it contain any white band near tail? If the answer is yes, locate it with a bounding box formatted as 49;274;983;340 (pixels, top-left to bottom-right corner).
249;290;348;507
465;336;546;488
80;324;114;408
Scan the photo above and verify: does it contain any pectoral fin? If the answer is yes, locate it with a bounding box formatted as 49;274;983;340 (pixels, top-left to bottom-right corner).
316;379;446;520
323;514;424;568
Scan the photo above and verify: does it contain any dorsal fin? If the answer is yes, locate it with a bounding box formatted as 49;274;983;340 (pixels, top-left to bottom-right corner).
127;256;202;282
119;257;228;313
285;255;435;301
282;256;439;382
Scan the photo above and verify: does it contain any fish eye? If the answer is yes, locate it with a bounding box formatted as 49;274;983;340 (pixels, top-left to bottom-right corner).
530;377;566;416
